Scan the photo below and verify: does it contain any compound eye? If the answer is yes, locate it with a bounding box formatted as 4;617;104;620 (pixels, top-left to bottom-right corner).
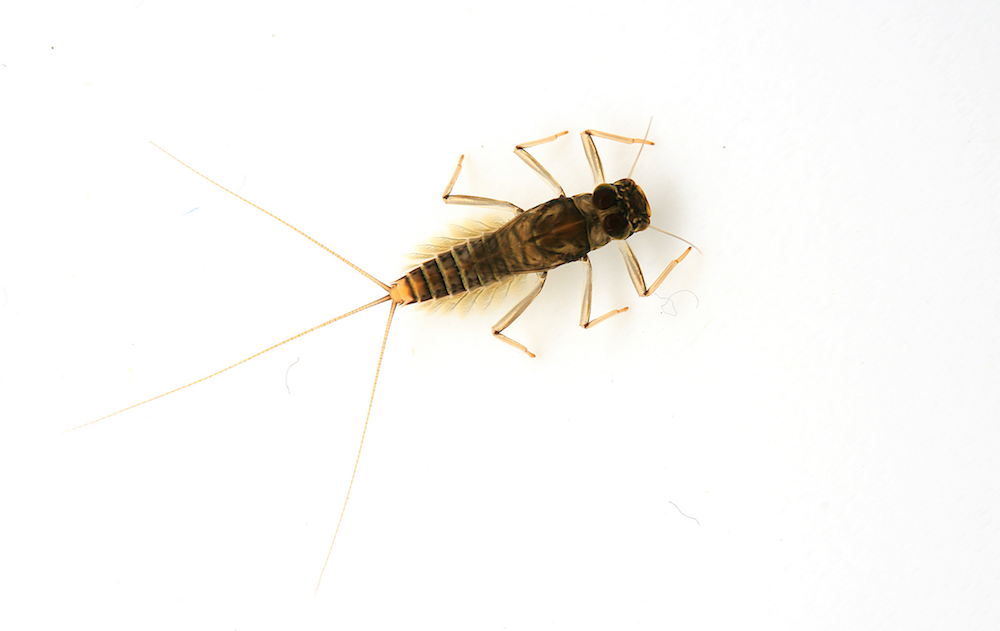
602;213;629;239
593;184;617;210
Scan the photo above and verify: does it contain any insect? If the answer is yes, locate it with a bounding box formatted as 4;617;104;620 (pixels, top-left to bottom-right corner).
69;128;696;593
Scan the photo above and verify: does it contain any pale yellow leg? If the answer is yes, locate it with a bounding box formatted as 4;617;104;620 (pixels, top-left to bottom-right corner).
580;129;655;187
442;155;522;214
513;130;569;197
579;256;629;329
618;242;692;297
492;272;547;358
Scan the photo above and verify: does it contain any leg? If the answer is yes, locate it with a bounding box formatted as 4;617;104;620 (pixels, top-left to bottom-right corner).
514;131;568;197
617;241;692;297
579;256;629;329
442;155;523;214
492;272;547;357
580;129;655;187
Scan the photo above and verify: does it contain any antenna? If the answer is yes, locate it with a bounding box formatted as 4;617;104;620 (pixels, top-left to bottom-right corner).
628;117;654;179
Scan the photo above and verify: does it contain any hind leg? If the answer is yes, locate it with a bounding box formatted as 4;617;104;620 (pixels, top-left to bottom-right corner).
442;154;523;214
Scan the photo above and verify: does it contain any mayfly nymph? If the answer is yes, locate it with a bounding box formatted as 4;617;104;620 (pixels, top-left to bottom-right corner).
72;128;696;592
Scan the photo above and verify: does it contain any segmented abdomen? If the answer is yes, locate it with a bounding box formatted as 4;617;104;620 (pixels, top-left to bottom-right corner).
388;196;592;307
391;232;511;305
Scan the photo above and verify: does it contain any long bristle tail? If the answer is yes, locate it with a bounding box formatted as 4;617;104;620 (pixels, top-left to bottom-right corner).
314;300;397;594
150;142;390;293
65;295;391;433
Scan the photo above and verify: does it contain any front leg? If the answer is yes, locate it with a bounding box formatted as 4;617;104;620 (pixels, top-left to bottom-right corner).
618;242;692;297
580;129;655;187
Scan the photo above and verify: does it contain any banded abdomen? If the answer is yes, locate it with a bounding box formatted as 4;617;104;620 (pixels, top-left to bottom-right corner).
389;196;596;306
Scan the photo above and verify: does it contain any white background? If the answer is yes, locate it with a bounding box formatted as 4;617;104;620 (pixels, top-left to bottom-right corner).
2;2;998;629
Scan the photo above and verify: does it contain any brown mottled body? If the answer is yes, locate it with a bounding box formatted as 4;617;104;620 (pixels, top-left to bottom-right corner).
389;183;645;306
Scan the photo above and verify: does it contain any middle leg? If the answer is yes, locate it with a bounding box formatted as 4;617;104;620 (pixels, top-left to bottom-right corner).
579;256;629;329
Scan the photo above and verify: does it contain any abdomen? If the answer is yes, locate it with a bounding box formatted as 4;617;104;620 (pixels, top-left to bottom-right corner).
390;197;592;306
